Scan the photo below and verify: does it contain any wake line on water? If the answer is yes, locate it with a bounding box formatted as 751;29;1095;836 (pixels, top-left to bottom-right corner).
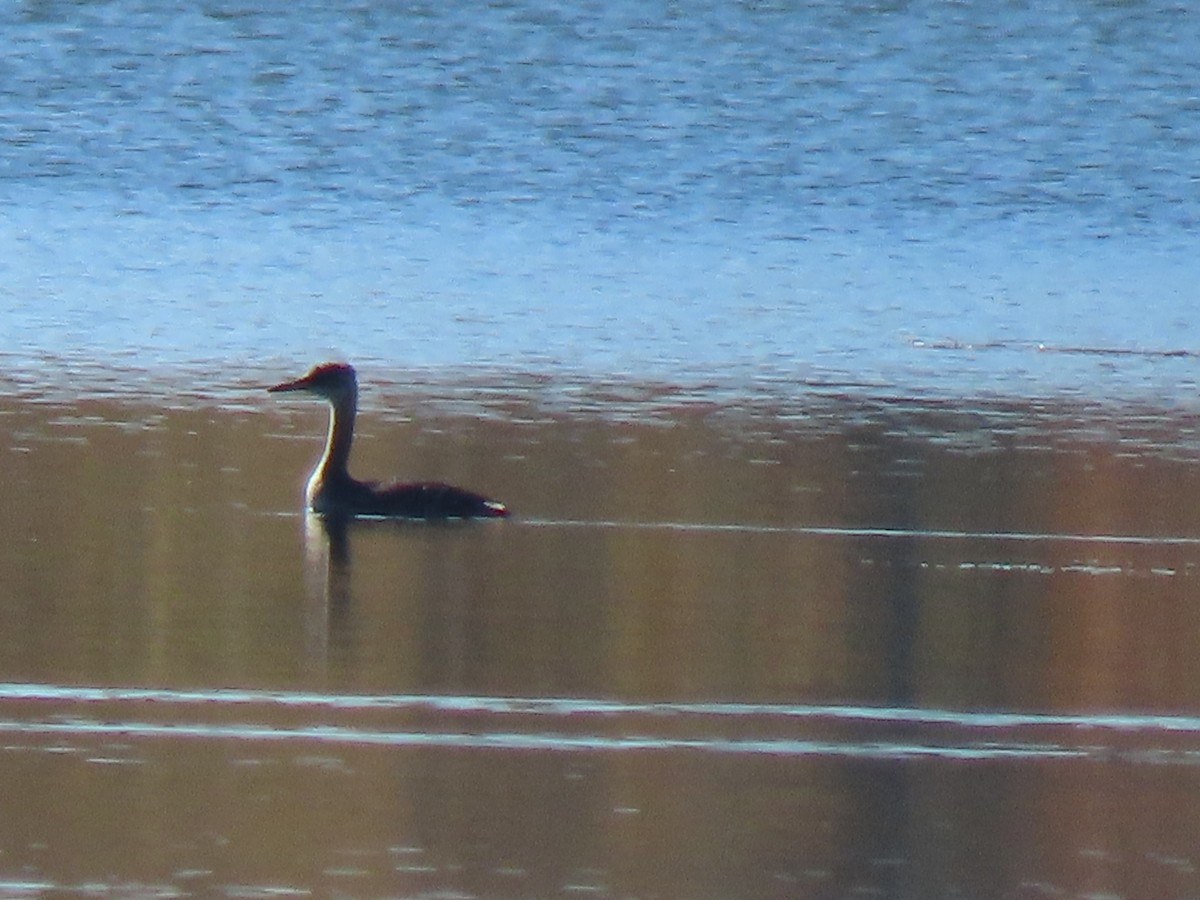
3;682;1200;731
263;508;1200;547
4;683;1200;763
911;338;1200;359
522;518;1200;547
0;718;1079;761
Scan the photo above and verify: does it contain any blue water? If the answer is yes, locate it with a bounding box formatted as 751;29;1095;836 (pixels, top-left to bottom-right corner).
2;1;1198;401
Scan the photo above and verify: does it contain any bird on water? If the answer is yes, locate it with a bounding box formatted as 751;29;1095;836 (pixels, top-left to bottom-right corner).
268;362;509;519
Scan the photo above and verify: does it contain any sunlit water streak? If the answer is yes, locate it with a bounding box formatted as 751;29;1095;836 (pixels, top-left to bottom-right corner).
262;503;1200;550
523;518;1200;547
4;683;1200;764
0;881;187;900
521;521;1200;577
8;682;1200;729
0;718;1083;761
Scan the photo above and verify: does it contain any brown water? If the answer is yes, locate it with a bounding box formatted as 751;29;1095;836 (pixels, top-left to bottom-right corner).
3;373;1200;898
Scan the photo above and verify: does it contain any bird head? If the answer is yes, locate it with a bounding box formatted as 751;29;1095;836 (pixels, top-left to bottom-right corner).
268;362;358;401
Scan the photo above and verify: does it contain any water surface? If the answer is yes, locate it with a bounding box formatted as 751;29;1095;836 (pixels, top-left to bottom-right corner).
1;1;1199;399
4;383;1200;896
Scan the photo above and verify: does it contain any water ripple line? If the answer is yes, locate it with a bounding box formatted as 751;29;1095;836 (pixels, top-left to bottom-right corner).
0;717;1088;761
3;682;1200;767
3;682;1200;733
522;518;1200;547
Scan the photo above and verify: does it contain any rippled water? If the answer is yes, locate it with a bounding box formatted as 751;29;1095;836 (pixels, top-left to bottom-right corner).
2;1;1199;398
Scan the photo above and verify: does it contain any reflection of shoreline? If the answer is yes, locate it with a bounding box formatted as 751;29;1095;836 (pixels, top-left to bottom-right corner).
8;385;1200;897
13;384;1200;710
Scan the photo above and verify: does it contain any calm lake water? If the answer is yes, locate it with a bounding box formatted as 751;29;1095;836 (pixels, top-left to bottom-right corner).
5;382;1200;897
3;0;1200;897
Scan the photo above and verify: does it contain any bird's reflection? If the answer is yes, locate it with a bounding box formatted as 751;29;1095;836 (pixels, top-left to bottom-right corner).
302;512;353;665
298;510;503;674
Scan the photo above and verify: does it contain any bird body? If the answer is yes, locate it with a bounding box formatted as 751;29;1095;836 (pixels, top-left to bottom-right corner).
269;362;508;519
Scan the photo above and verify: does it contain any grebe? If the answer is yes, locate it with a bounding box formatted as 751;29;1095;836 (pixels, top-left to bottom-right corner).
268;362;509;519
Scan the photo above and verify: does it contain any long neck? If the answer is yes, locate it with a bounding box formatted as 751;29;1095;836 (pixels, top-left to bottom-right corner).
317;389;357;482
